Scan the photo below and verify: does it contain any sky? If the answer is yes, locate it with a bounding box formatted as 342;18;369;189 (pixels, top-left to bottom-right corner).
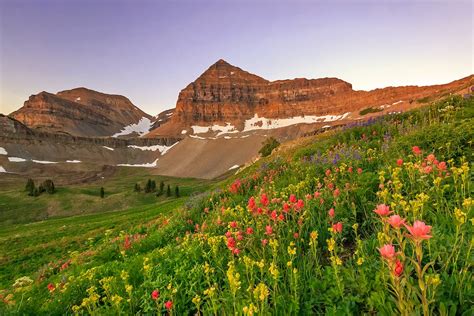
0;0;472;115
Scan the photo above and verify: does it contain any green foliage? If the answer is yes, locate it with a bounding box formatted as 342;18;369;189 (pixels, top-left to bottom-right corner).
100;187;105;198
175;186;180;197
359;107;383;115
259;137;280;157
0;96;472;315
166;184;171;197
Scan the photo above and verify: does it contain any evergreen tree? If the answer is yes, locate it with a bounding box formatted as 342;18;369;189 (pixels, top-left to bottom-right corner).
159;181;165;195
166;184;171;197
151;180;156;192
134;183;141;192
100;187;105;198
145;179;152;193
25;178;35;192
42;179;55;194
38;184;45;194
175;185;180;197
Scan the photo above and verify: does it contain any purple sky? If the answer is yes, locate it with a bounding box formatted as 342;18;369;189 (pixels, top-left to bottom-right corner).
0;0;472;115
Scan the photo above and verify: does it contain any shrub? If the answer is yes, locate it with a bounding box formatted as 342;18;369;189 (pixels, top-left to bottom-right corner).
259;137;280;157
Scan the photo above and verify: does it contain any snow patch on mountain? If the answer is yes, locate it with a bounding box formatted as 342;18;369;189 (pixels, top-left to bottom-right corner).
127;142;178;155
113;117;153;137
103;146;115;151
0;166;7;173
0;147;7;155
8;157;26;162
117;159;159;168
243;113;350;132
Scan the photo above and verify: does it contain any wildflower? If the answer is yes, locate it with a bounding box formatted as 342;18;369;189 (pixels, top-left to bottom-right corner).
314;191;321;198
47;283;55;292
310;231;318;240
396;159;403;166
412;146;422;155
246;227;254;235
164;300;173;310
357;257;364;265
225;231;232;238
278;214;285;221
261;239;268;246
438;161;447;171
426;154;436;162
151;290;159;300
227;237;236;249
293;232;299;239
387;214;406;229
111;295;123;306
248;197;256;210
289;194;297;203
328;208;335;218
230;221;238;228
379;244;396;260
327;238;336;252
265;225;273;235
325;169;331;176
233;248;241;255
374;204;392;217
348;166;353;173
454;208;467;225
405;220;432;240
357;168;363;174
270;210;277;220
253;283;269;301
296;199;304;209
394;260;404;277
305;194;312;200
333;188;340;197
192;295;201;306
260;193;269;206
332;222;343;233
424;166;433;174
283;202;290;212
269;262;279;279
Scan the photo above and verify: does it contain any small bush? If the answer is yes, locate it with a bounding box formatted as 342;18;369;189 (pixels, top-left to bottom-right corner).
259;137;280;157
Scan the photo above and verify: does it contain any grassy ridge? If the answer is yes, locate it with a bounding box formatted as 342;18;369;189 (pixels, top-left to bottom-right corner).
0;96;472;314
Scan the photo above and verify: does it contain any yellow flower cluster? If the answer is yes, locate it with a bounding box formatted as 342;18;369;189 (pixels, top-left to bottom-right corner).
243;303;258;315
253;283;269;301
226;262;241;295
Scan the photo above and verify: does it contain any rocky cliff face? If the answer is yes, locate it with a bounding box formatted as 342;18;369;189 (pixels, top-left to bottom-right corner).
10;88;152;137
149;59;473;136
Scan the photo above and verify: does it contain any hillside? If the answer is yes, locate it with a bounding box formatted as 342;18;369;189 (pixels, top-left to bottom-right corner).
10;88;152;137
0;95;472;314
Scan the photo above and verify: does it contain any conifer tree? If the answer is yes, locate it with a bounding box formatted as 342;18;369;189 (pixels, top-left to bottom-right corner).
100;187;105;198
175;185;180;197
166;184;171;197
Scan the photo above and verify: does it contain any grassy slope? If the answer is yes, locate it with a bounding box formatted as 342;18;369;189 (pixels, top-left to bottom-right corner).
0;96;472;314
0;168;213;225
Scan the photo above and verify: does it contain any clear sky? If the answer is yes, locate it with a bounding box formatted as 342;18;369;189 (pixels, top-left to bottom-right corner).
0;0;472;115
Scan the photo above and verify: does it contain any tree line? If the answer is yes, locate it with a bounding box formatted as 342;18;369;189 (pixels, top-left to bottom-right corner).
25;178;55;197
134;179;180;197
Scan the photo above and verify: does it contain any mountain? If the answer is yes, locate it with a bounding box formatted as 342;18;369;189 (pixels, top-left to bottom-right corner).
10;87;152;137
148;59;473;137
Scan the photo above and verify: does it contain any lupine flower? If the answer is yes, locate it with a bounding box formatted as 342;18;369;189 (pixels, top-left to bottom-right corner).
332;222;343;233
394;260;404;277
374;204;392;216
387;215;405;228
379;244;396;260
151;290;160;300
405;220;432;240
164;300;173;310
47;283;55;292
396;159;403;166
328;208;335;218
412;146;422;155
265;225;273;235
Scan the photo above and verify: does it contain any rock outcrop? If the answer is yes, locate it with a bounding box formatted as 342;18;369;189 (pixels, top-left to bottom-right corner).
10;87;152;137
148;59;473;136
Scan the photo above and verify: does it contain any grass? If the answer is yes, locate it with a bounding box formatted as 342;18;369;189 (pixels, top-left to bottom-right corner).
0;168;214;225
0;95;472;314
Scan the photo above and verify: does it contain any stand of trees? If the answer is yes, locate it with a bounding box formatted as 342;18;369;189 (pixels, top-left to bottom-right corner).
134;179;181;198
26;178;55;197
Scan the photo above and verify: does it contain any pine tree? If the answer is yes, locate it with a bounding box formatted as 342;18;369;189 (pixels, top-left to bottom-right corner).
166;184;171;197
175;186;180;197
100;187;105;198
145;179;152;193
159;181;165;195
42;179;55;194
25;178;35;192
151;180;156;192
134;183;141;192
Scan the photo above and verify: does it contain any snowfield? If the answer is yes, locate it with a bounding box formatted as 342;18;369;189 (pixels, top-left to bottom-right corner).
243;113;350;132
117;159;159;168
8;157;27;162
112;117;154;137
0;147;7;155
190;113;351;136
0;166;6;173
228;165;239;170
103;146;115;151
66;160;81;163
127;142;178;155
